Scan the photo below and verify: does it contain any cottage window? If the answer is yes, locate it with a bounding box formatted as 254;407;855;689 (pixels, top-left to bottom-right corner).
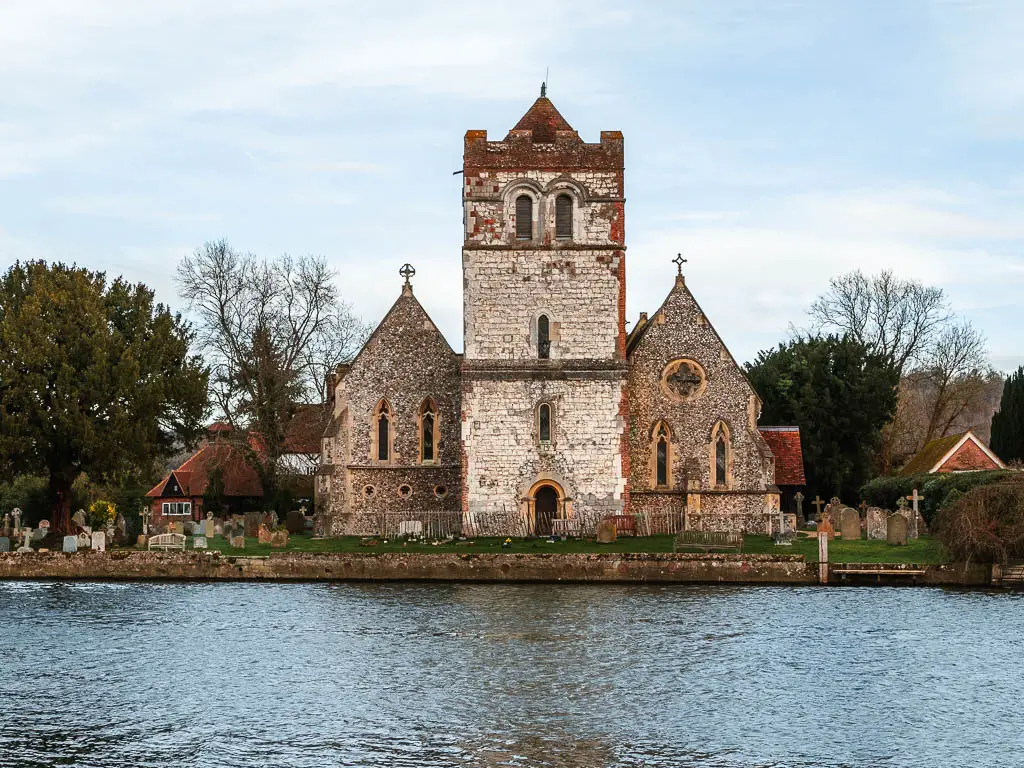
537;314;550;359
515;195;533;240
162;501;192;516
555;194;573;239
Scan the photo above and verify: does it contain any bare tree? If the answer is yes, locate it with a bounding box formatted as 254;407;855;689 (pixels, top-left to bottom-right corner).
809;269;994;472
176;240;370;495
808;269;950;374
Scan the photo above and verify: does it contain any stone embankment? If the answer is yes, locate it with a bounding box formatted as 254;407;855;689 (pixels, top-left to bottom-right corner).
0;551;995;586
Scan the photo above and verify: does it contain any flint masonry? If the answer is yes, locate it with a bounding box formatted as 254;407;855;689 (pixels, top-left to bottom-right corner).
316;92;784;536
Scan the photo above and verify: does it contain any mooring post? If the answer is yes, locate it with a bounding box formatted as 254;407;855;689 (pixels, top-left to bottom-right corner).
818;531;829;584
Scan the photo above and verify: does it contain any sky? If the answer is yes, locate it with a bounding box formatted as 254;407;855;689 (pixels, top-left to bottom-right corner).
2;0;1023;371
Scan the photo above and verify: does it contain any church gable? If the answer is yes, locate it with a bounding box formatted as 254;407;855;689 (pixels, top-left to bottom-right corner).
336;282;461;468
627;272;774;530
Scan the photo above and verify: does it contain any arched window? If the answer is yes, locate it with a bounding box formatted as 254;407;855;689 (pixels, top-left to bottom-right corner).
710;421;731;488
651;421;672;488
374;400;392;462
555;194;573;239
419;398;438;464
539;403;552;443
515;195;533;240
537;314;550;359
715;434;728;487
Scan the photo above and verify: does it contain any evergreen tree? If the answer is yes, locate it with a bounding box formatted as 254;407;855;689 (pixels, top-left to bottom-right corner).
0;261;209;533
991;366;1024;463
745;335;900;501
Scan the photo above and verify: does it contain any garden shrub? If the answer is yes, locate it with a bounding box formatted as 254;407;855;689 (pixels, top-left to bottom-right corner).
933;476;1024;564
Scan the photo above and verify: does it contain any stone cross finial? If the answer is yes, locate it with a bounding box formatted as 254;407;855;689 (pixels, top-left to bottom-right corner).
896;496;908;511
399;263;416;288
793;491;804;516
673;252;687;276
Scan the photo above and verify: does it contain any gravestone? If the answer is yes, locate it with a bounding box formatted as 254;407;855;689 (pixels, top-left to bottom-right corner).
115;513;127;541
887;514;908;546
229;534;245;549
285;510;305;535
17;528;32;553
213;521;224;536
1;513;9;538
793;491;806;528
895;498;919;540
257;525;272;545
76;532;91;548
72;509;87;528
12;508;23;533
817;518;835;541
821;497;842;528
0;537;9;553
222;523;234;540
91;531;106;551
840;508;861;541
31;527;46;542
244;512;263;536
193;536;207;549
866;507;887;540
270;529;288;549
596;519;617;544
204;513;215;538
784;513;797;533
63;536;78;553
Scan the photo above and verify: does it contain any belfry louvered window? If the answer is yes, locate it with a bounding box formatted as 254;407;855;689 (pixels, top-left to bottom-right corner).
555;194;573;239
515;195;533;240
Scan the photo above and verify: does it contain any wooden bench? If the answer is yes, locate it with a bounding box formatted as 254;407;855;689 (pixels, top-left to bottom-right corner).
551;518;581;538
148;533;186;551
673;530;743;553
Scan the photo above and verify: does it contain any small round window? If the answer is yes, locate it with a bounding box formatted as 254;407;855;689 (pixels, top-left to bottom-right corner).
398;484;413;499
434;485;448;500
363;485;376;499
660;358;707;402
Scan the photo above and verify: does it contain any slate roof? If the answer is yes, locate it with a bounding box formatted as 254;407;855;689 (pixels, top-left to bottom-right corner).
509;97;576;142
758;427;807;486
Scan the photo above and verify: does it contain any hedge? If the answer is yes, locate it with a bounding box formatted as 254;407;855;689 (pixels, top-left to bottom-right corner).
859;470;1019;526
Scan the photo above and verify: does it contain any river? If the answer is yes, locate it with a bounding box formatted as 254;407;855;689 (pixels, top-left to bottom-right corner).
0;582;1021;767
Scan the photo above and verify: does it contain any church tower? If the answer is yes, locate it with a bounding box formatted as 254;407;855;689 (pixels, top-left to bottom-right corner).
460;90;629;534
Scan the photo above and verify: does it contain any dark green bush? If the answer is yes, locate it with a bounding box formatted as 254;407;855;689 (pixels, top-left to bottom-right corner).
859;470;1018;526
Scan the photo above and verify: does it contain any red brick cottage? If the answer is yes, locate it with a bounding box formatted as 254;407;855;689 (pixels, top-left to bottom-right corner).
899;429;1006;476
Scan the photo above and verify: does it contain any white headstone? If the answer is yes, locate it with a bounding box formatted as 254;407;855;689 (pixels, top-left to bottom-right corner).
63;535;78;553
193;536;208;549
17;528;32;553
76;532;90;548
91;531;106;552
0;537;9;553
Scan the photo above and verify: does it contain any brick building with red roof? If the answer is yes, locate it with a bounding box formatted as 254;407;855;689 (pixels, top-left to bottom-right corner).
758;426;807;514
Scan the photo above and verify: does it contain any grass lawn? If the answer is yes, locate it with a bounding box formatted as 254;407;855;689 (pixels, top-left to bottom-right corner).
183;532;948;564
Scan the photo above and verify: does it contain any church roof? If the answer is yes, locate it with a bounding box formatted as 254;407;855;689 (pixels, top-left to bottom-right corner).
508;96;576;142
758;427;806;486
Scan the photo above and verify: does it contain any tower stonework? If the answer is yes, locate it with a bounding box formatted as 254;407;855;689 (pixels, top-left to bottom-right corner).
459;96;630;533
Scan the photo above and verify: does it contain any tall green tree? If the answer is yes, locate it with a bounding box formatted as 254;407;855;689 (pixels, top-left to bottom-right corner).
746;335;900;501
0;261;209;533
991;366;1024;463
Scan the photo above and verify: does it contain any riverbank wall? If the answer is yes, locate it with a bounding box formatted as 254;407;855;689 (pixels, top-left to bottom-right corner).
0;551;994;586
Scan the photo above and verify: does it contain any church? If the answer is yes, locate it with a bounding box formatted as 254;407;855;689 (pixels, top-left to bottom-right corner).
315;92;801;537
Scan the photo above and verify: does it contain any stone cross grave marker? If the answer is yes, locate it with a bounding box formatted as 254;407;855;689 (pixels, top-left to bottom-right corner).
906;489;924;540
866;507;887;540
840;507;861;541
12;508;22;532
793;491;805;526
895;497;918;540
91;531;106;552
811;496;825;521
887;513;908;546
63;535;78;553
141;506;152;535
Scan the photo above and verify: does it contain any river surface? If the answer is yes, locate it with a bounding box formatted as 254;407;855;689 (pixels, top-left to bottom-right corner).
0;582;1021;768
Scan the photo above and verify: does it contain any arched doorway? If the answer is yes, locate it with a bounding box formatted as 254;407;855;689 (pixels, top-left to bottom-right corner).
534;485;560;536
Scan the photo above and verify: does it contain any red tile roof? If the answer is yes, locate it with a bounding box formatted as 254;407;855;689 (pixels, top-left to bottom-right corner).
509;97;576;142
146;438;265;499
759;427;807;486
